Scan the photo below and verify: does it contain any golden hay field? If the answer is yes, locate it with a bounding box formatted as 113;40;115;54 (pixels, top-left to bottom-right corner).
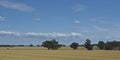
0;47;120;60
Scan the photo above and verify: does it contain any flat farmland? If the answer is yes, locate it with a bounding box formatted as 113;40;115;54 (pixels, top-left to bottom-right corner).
0;47;120;60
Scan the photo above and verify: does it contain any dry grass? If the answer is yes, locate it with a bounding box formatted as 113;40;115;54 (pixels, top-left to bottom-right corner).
0;47;120;60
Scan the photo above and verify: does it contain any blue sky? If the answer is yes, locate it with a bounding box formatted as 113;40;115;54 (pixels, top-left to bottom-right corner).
0;0;120;45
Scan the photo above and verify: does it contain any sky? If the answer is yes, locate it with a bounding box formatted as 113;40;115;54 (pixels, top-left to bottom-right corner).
0;0;120;45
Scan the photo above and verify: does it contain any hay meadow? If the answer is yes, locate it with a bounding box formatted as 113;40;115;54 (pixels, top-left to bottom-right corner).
0;47;120;60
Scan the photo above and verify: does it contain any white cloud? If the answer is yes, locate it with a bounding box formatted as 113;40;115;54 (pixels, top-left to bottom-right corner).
0;31;21;36
0;30;120;44
0;16;5;21
0;0;35;12
25;32;82;38
74;20;80;24
72;4;85;12
0;31;82;38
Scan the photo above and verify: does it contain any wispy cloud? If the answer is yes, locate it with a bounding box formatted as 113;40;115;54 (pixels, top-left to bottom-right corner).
90;17;105;22
0;0;35;12
0;31;83;44
0;31;82;38
34;18;40;21
0;31;20;36
72;4;85;12
94;26;108;31
74;20;80;24
0;16;5;21
82;25;120;41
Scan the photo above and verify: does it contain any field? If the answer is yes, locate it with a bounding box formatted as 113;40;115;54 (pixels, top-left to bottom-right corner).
0;47;120;60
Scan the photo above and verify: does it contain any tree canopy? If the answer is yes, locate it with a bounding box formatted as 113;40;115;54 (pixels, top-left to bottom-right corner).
84;39;93;50
70;42;79;50
98;41;105;50
41;39;61;50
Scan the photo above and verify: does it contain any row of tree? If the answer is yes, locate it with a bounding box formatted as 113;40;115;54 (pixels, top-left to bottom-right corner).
98;41;120;50
41;39;120;50
0;39;119;50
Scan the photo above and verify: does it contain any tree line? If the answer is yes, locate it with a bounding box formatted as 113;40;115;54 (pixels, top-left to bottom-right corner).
41;39;120;50
98;40;120;50
0;39;120;50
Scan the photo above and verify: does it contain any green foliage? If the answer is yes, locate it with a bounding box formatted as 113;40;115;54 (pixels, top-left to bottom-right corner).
29;44;33;47
97;40;120;50
98;41;105;50
70;42;79;50
104;41;120;50
37;44;40;47
84;39;93;50
41;39;61;50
